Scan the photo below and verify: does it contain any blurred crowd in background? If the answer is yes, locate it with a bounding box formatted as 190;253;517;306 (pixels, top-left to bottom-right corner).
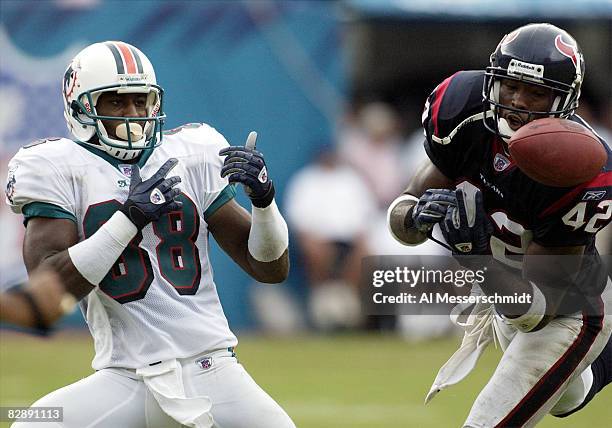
1;0;610;339
273;96;612;338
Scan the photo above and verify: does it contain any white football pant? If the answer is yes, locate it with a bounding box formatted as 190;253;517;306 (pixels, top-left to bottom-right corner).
11;349;296;428
464;280;612;427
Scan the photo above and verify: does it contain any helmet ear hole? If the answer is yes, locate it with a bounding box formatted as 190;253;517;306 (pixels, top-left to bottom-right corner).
70;100;84;115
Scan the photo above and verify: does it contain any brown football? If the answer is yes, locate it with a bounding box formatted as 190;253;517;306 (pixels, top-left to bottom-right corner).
508;118;607;187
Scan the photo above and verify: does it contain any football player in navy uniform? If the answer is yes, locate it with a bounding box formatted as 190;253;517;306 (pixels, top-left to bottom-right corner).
388;23;611;426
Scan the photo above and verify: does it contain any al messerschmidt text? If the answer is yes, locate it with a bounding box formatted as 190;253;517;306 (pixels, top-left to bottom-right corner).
372;292;532;305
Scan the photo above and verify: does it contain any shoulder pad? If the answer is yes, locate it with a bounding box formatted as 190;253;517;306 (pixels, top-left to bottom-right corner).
158;122;229;164
539;171;612;219
163;122;226;147
423;71;486;145
6;140;77;215
23;137;62;149
571;115;612;170
164;123;204;136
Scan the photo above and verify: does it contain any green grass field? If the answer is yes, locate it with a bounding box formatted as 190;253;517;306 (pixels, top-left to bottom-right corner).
1;332;610;427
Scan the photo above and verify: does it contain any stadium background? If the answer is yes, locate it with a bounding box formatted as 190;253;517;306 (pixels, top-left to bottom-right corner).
1;0;610;426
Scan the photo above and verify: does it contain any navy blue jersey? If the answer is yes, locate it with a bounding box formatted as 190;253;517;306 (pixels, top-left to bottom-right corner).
422;71;611;303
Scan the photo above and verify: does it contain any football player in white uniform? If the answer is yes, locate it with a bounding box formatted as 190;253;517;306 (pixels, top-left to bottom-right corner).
6;41;295;428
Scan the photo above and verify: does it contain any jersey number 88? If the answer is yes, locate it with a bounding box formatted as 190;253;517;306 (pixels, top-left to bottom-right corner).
83;193;201;303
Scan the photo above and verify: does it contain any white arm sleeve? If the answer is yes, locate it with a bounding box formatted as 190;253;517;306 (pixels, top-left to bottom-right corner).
68;211;138;285
248;200;289;262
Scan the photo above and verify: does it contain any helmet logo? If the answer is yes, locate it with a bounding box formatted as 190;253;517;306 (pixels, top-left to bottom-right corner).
63;65;77;101
555;35;578;68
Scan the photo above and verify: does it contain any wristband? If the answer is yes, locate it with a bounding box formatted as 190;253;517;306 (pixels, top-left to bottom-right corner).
503;281;547;332
251;182;275;208
11;289;49;334
387;193;425;245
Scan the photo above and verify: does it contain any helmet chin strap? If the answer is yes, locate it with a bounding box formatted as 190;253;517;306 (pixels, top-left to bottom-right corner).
497;117;515;144
491;80;515;145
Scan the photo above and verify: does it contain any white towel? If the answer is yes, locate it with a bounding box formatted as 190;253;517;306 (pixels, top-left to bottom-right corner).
136;359;214;428
425;284;515;404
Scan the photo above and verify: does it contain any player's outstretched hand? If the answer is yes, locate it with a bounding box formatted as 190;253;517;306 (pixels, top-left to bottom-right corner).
120;158;183;229
441;189;492;255
412;189;457;232
219;131;275;208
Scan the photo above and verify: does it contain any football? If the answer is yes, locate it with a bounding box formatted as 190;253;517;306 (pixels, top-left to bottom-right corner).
508;118;607;187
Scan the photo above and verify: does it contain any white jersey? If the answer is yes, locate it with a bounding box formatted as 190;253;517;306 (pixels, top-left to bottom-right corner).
6;123;239;369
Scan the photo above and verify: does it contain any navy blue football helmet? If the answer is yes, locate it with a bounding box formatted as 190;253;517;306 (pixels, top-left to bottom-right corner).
483;23;585;140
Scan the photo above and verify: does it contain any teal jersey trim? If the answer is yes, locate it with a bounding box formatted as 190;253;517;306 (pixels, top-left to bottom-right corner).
22;202;77;225
75;141;155;171
204;185;236;220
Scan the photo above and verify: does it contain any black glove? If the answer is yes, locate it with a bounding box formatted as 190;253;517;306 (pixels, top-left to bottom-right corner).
119;158;182;230
219;132;274;208
412;189;457;232
441;189;493;255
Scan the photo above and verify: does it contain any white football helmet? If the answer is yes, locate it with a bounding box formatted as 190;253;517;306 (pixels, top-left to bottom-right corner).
62;41;165;160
